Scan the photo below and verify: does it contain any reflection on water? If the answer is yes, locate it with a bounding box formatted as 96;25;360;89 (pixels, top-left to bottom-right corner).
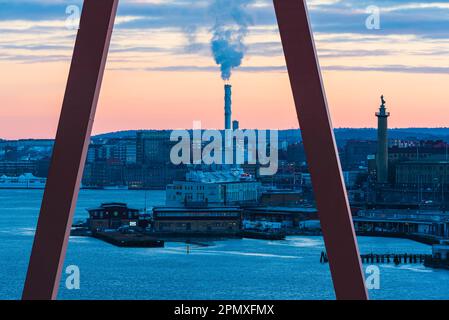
268;238;323;248
0;189;447;300
381;264;433;273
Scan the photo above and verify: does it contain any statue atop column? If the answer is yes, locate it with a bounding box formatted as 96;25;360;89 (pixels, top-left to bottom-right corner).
376;94;389;184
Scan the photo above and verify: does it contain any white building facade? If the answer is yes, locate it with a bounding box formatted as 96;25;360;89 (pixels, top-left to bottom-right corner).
166;168;261;206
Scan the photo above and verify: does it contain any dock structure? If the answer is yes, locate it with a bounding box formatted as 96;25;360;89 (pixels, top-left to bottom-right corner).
93;232;164;248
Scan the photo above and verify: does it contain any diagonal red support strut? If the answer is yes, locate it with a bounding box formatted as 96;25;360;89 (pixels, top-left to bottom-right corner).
273;0;368;300
22;0;119;300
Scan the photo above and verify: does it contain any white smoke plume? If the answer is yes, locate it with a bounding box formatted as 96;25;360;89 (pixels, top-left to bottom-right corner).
210;0;254;81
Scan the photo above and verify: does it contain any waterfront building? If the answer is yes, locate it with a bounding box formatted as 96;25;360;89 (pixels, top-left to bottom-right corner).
354;208;449;238
242;206;318;229
165;168;261;206
0;173;46;189
87;203;141;230
152;206;241;235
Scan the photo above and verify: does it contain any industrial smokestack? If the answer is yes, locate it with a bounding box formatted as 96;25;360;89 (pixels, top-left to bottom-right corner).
224;84;232;130
232;120;239;130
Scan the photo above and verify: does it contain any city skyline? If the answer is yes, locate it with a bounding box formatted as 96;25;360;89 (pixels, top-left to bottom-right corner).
1;0;449;139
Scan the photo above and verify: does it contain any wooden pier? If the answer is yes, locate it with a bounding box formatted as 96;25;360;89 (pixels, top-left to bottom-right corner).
360;253;431;264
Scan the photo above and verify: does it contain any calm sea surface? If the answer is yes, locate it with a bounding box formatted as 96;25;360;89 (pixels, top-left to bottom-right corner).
0;189;448;300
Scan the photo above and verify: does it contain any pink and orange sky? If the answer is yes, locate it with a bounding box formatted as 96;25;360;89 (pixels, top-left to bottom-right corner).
1;0;449;139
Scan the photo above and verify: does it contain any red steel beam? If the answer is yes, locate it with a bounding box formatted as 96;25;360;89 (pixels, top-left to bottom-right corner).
273;0;368;300
22;0;119;300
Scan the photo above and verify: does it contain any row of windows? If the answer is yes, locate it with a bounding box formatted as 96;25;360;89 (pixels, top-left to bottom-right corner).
158;222;237;226
156;212;239;217
91;211;137;218
226;190;257;200
397;174;449;182
157;222;238;229
398;166;449;171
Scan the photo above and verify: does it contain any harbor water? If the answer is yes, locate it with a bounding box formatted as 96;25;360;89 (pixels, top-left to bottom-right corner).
1;189;448;300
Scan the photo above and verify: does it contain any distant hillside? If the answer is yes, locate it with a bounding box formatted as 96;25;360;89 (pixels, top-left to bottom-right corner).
93;130;138;140
334;128;449;143
93;128;449;143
